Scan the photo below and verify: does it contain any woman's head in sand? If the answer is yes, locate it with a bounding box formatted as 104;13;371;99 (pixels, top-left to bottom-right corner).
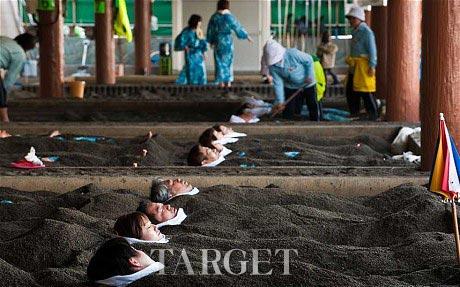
213;124;233;135
137;201;178;224
199;128;224;151
114;212;163;241
87;237;154;282
235;103;255;122
150;178;193;203
187;144;220;166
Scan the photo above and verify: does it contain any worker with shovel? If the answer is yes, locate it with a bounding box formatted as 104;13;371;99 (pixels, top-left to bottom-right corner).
0;33;37;122
264;39;320;121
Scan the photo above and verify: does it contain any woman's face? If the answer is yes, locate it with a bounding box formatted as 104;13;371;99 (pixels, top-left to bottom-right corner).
219;125;233;135
197;21;202;29
140;216;162;241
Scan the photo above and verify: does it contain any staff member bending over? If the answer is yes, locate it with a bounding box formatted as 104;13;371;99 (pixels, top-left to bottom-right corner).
0;33;37;122
264;40;320;121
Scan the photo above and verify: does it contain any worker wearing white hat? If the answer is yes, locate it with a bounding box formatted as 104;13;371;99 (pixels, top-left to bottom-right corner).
345;5;378;121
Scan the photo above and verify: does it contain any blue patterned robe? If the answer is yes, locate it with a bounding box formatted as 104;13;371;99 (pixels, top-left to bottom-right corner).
174;27;208;85
207;11;248;84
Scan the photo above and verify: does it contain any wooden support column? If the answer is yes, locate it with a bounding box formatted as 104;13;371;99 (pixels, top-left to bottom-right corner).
135;0;151;75
38;0;64;98
95;0;115;84
386;0;421;122
371;6;387;100
421;0;460;171
364;9;372;27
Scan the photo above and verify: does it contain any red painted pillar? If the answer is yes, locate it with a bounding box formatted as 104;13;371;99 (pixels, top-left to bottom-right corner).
386;0;421;122
135;0;151;75
95;0;116;84
421;0;460;171
38;0;64;98
371;6;387;100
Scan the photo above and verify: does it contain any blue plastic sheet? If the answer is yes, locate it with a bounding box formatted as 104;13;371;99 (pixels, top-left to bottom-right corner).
284;151;300;158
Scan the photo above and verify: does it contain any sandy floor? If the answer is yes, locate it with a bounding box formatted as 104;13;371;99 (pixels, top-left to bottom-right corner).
0;184;459;286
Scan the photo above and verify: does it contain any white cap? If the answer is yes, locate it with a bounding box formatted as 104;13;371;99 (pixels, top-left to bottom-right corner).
346;5;365;22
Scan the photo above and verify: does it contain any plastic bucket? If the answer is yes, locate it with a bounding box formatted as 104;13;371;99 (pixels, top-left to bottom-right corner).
69;81;85;99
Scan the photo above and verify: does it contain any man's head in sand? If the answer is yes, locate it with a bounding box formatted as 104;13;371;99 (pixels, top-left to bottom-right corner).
213;124;234;136
114;212;163;241
199;128;224;151
150;178;193;203
137;201;178;224
187;144;220;166
87;237;154;281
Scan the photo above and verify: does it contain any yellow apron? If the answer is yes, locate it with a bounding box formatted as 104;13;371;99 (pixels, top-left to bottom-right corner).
346;56;376;93
313;61;326;102
113;0;133;42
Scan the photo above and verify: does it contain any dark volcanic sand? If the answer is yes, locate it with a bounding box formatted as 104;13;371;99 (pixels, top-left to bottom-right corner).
0;183;459;286
0;133;414;173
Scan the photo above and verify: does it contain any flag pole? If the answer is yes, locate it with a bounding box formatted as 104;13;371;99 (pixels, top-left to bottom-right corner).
451;198;460;265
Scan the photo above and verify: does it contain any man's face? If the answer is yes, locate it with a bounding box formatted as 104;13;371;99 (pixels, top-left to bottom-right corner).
145;202;178;223
163;178;193;197
198;145;220;164
130;248;155;271
347;16;361;29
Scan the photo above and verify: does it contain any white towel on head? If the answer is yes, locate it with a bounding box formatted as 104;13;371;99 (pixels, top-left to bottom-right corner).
123;233;169;245
229;115;260;124
95;261;164;286
157;208;187;228
263;39;286;66
167;187;200;202
220;146;233;157
215;137;239;145
202;155;226;167
224;132;247;138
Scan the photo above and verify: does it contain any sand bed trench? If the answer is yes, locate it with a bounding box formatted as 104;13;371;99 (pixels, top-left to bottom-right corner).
0;133;415;172
0;183;459;286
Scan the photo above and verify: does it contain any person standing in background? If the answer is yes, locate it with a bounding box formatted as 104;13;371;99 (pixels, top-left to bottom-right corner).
317;31;339;85
207;0;252;89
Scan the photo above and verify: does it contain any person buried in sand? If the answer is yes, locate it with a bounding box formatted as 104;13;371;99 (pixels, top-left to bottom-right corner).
187;144;221;166
137;201;178;224
199;127;226;152
150;178;194;203
87;237;157;283
213;124;233;136
114;212;164;241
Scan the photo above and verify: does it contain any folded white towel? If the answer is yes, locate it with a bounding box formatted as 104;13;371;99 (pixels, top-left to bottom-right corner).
157;208;187;228
95;261;164;286
229;115;260;124
123;233;169;245
167;187;200;202
215;137;239;145
220;146;233;157
202;155;226;167
224;132;247;138
25;147;44;166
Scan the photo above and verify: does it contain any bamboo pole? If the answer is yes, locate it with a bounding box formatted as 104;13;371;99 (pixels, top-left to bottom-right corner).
283;0;290;46
452;199;460;265
317;0;321;41
327;0;331;34
290;0;296;48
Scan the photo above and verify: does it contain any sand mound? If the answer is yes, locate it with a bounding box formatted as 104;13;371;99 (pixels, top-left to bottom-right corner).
1;183;459;286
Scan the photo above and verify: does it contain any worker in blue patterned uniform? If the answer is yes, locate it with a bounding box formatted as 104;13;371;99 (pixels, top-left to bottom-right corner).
345;5;378;120
207;0;252;88
175;14;208;85
264;40;320;121
0;33;37;122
